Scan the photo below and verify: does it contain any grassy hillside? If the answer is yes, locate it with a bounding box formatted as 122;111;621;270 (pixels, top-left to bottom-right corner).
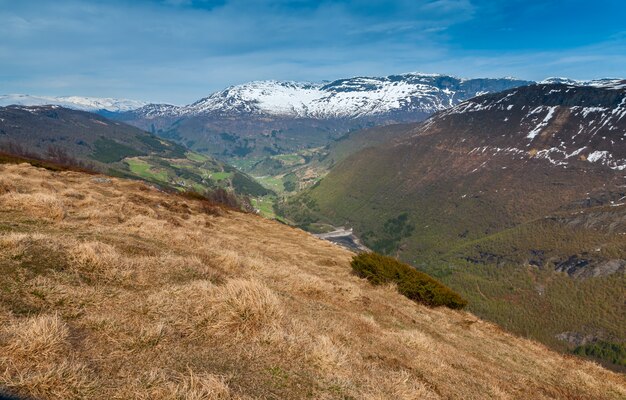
0;163;624;399
0;105;269;198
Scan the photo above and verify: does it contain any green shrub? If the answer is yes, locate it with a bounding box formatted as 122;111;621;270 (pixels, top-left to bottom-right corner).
351;252;467;309
574;341;626;367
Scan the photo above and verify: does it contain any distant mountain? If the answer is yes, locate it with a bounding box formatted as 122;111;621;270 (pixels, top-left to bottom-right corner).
0;94;148;113
130;74;532;119
116;73;531;159
539;77;626;89
277;80;626;365
0;105;269;197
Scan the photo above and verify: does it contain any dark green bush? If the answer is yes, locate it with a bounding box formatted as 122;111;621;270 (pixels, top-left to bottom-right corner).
574;341;626;367
351;252;467;309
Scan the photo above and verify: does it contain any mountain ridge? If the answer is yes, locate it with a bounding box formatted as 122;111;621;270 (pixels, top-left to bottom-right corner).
0;94;148;113
111;73;534;159
4;75;623;119
126;73;533;120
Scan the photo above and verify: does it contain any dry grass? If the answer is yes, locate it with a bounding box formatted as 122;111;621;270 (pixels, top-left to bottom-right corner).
0;192;65;221
114;369;241;400
4;313;69;360
0;162;624;399
0;314;96;399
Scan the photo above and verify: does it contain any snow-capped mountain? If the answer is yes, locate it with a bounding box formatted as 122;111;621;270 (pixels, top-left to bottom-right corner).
131;73;532;120
5;74;623;119
0;94;148;113
429;79;626;171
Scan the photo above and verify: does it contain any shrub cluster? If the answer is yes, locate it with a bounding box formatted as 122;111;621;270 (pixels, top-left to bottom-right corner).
574;341;626;367
351;252;467;309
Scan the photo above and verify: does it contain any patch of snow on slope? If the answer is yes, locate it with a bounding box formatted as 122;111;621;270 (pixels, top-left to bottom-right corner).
586;150;626;171
527;106;557;140
587;151;609;163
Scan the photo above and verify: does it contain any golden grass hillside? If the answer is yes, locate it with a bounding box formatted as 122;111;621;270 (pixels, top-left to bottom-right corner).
0;163;624;400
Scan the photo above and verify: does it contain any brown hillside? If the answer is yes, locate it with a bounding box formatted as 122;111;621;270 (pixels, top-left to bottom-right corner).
0;163;624;399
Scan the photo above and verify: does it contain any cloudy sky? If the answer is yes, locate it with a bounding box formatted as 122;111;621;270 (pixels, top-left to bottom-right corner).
1;0;624;104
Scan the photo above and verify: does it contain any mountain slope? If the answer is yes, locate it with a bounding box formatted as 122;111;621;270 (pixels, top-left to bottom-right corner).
116;74;531;159
282;80;626;253
0;163;624;399
278;81;626;364
0;105;269;197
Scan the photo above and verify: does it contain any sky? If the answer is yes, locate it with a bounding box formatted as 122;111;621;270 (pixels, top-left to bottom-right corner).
0;0;624;104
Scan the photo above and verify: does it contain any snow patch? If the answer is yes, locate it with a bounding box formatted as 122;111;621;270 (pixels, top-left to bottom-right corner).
527;106;557;140
587;151;609;163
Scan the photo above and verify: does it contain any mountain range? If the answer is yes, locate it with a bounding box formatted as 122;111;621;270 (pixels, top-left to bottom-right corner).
7;75;622;119
2;74;533;160
9;74;623;162
118;74;533;158
126;74;533;119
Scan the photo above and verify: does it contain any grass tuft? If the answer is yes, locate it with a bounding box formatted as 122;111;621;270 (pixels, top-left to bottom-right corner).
211;279;284;336
4;313;69;360
1;192;65;221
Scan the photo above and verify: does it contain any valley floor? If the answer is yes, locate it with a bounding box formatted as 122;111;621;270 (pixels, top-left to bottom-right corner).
0;163;624;399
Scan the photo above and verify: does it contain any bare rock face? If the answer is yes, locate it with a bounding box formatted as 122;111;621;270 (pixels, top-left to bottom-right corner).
555;257;626;278
555;331;603;346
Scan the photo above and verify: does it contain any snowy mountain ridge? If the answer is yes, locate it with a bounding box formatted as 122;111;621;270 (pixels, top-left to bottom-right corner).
434;81;626;172
138;74;533;119
539;77;626;89
4;74;624;119
0;94;148;113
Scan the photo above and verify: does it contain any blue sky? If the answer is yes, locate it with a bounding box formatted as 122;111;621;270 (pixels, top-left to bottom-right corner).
1;0;624;104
